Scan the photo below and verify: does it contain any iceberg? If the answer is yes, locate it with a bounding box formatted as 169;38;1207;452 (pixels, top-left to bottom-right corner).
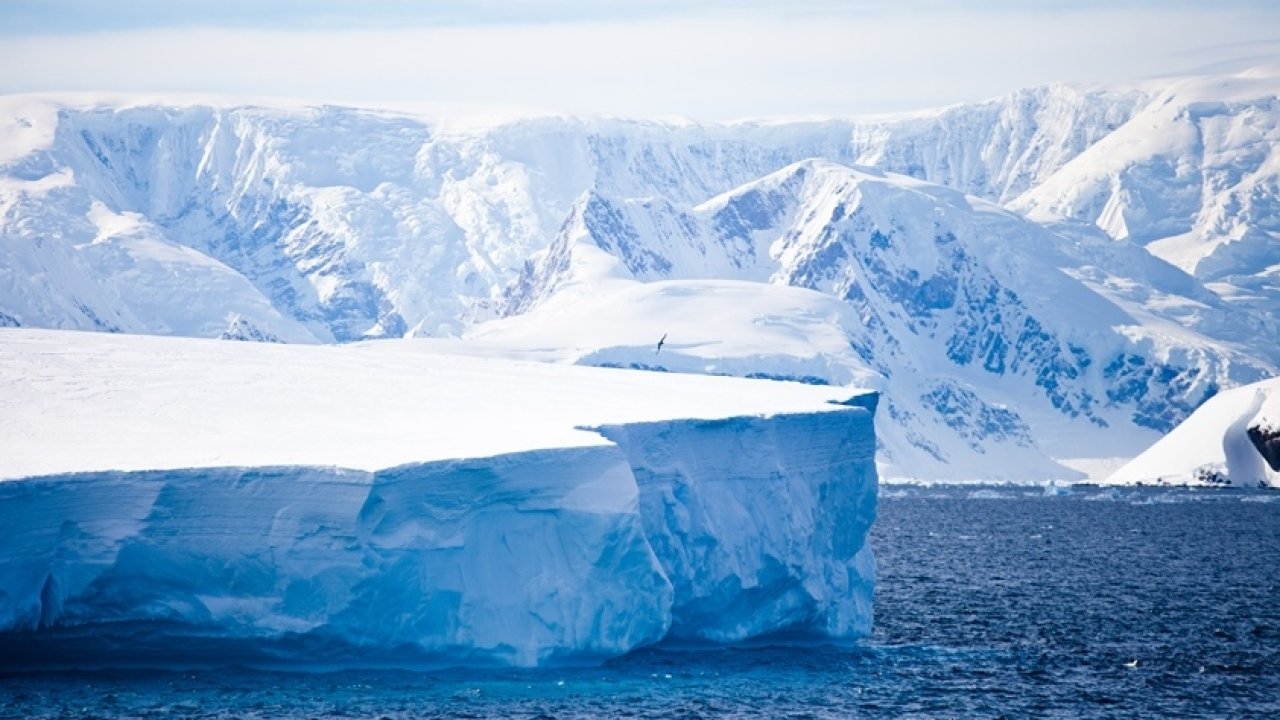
596;395;878;643
1106;377;1280;488
0;329;878;668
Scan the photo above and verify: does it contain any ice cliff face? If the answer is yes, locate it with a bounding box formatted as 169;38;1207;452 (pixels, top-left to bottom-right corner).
595;403;878;642
0;330;878;668
0;451;667;668
0;411;876;669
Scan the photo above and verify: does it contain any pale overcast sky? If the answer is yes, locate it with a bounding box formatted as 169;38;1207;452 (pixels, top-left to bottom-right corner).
1;1;1277;119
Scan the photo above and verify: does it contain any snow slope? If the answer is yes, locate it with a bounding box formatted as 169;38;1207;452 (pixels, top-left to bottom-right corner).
504;159;1274;480
1011;67;1280;320
848;82;1152;204
0;95;860;342
447;278;884;388
1106;376;1280;487
0;328;877;668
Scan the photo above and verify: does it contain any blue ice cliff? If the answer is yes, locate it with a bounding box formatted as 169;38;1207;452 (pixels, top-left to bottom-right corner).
0;330;878;669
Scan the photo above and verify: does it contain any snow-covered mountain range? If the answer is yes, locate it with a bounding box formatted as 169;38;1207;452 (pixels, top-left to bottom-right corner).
2;65;1277;481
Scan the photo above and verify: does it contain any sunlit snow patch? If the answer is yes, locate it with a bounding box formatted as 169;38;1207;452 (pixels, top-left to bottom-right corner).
1107;377;1280;488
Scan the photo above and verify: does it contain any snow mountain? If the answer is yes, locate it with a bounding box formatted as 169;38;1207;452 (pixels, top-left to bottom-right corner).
0;96;864;342
1;66;1277;481
848;82;1153;205
1012;68;1280;323
505;158;1274;479
854;67;1280;323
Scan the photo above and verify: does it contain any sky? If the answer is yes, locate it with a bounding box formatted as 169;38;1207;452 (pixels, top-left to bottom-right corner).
1;1;1278;120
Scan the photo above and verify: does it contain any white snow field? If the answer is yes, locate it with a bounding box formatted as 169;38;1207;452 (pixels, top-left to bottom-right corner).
1107;377;1280;488
0;328;878;668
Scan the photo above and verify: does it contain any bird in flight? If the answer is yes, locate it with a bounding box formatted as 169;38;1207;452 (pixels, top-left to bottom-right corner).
655;333;667;355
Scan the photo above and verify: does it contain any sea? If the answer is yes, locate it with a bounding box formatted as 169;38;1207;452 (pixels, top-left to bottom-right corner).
3;484;1278;719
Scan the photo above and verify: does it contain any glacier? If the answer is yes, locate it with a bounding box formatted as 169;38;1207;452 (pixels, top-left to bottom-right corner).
0;329;878;668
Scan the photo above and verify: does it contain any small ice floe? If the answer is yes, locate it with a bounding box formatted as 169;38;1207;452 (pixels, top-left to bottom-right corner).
1123;659;1139;669
1240;494;1278;503
1082;487;1125;502
1041;481;1073;497
966;488;1015;500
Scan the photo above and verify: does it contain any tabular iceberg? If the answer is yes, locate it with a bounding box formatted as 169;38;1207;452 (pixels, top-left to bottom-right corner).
0;329;878;668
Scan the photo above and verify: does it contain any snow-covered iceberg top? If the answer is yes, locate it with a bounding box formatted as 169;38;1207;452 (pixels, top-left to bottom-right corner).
1106;377;1280;488
0;328;863;480
0;329;878;669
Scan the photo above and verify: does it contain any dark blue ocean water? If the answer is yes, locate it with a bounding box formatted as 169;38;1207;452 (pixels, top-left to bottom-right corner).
3;485;1278;718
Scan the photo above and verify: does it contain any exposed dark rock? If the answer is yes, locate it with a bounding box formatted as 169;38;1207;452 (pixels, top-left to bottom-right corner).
1247;423;1280;472
1194;466;1230;486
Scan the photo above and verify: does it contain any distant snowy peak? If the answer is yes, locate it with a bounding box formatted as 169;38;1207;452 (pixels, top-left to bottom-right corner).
0;97;867;344
0;79;1168;343
848;67;1280;321
848;82;1153;204
4;70;1275;345
1107;376;1280;487
1009;68;1280;313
